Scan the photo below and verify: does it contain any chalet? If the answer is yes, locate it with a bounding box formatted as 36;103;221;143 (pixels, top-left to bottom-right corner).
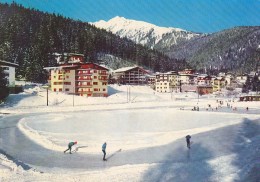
0;60;19;86
225;73;234;86
147;75;156;89
44;53;109;97
196;74;212;86
56;53;84;64
181;84;197;92
236;74;248;85
178;69;196;85
212;77;226;92
239;95;260;101
113;66;149;85
155;71;180;93
197;85;213;95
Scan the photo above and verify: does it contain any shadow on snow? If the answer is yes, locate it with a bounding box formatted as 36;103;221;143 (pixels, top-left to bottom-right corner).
141;118;260;182
0;93;36;108
142;143;214;182
231;118;260;182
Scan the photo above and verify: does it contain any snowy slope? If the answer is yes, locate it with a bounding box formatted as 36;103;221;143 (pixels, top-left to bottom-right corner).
93;16;200;50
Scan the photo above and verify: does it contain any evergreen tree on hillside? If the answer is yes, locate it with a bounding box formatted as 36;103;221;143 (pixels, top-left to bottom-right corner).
0;2;185;83
0;67;7;87
0;67;8;101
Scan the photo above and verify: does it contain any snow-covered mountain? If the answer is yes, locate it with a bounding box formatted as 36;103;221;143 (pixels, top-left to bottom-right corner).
93;16;201;51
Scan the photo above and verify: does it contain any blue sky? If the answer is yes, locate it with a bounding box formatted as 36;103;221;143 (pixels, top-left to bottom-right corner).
1;0;260;33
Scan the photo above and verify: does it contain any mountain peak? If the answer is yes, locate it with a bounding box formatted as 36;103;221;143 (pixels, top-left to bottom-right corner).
93;16;200;49
110;16;126;21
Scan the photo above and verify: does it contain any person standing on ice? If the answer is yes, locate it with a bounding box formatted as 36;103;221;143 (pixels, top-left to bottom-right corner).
64;141;77;154
186;135;191;149
102;142;107;161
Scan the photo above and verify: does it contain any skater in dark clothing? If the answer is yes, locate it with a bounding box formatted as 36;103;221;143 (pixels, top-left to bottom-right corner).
186;135;191;149
64;141;77;154
102;142;107;161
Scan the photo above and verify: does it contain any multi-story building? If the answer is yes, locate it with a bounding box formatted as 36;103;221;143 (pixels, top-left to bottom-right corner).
225;73;234;86
197;85;213;95
147;75;156;89
45;54;109;97
77;63;108;97
196;74;212;86
178;69;196;85
113;66;149;85
212;77;226;92
0;60;19;86
155;71;180;93
236;74;248;85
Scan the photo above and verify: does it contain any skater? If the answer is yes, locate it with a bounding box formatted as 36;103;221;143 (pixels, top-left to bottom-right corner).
185;135;191;149
64;141;77;154
102;142;107;161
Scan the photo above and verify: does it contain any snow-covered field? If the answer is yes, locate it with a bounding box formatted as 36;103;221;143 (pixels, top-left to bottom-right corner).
0;84;259;182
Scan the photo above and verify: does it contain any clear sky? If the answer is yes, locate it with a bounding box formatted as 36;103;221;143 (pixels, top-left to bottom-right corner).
1;0;260;33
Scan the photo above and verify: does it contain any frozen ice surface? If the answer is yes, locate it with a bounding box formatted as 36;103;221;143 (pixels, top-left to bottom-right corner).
0;84;259;181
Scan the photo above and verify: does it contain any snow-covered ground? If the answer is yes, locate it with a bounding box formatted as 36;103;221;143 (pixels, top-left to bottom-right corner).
0;84;259;182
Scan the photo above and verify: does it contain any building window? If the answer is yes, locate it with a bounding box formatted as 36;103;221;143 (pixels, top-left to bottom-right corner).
93;82;98;85
94;70;97;73
65;88;69;91
94;76;97;79
59;88;62;92
54;76;56;79
102;82;107;85
94;88;98;91
54;88;56;92
66;76;69;79
103;88;106;91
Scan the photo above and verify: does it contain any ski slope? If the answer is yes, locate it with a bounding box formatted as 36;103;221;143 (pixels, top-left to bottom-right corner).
0;84;259;181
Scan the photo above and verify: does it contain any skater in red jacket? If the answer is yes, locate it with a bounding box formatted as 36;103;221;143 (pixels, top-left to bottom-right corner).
64;141;77;154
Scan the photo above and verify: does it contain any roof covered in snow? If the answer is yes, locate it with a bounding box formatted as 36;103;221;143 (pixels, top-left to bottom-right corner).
0;60;19;67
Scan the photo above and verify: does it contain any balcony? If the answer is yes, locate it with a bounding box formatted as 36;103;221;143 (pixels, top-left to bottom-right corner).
98;78;108;81
77;72;92;76
76;91;92;94
76;84;92;88
99;73;108;75
76;78;92;81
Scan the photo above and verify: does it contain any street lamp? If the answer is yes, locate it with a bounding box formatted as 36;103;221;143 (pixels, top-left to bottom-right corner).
73;86;74;107
42;85;49;106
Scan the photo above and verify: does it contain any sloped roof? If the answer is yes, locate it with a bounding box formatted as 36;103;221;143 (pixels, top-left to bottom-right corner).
113;66;137;73
0;60;19;67
43;65;79;70
113;66;149;74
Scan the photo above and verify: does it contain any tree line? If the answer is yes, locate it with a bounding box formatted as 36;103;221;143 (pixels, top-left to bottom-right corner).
0;2;187;83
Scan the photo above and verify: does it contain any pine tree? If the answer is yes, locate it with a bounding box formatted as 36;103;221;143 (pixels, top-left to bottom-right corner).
0;2;183;83
0;66;8;101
